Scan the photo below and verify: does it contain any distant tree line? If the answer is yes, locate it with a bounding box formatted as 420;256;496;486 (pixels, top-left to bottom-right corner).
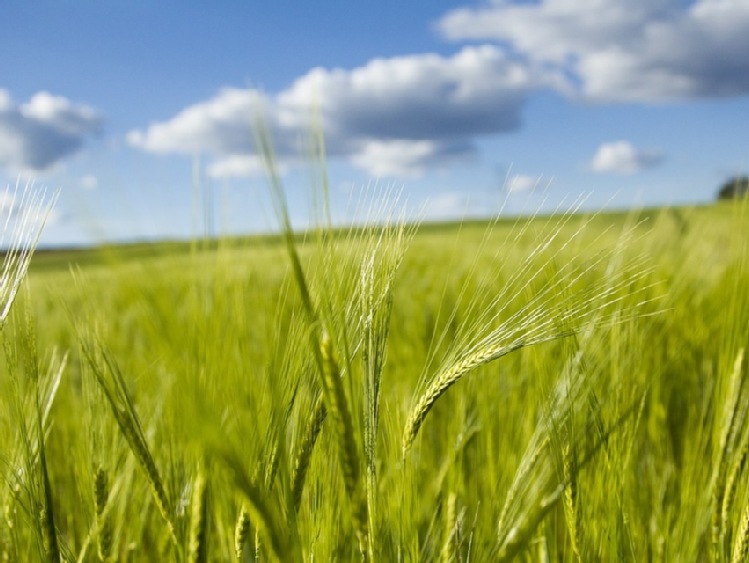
717;176;749;200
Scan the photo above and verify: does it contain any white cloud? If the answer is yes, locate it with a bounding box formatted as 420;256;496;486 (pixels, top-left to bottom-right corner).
351;139;473;178
506;174;545;193
21;92;101;136
127;2;749;179
80;174;98;189
438;0;749;102
127;88;263;155
127;46;539;177
278;45;540;141
0;91;13;111
206;155;287;178
590;141;664;174
0;90;102;171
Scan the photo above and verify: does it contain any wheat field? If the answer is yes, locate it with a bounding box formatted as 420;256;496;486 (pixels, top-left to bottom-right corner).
2;172;749;561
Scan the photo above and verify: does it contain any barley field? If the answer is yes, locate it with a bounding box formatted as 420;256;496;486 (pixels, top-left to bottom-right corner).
3;177;749;561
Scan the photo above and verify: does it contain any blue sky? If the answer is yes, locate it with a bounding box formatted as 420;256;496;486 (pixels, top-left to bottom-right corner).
2;0;748;247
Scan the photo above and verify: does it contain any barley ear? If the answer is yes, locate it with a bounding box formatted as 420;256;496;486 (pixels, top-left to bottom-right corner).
403;341;526;453
319;331;368;559
37;390;60;563
234;506;250;562
81;342;176;543
713;348;746;557
496;485;564;563
722;435;749;551
220;450;290;562
291;396;327;512
497;436;550;538
38;447;60;563
441;491;457;563
732;502;749;563
188;465;209;563
0;181;59;326
562;443;582;560
94;466;112;562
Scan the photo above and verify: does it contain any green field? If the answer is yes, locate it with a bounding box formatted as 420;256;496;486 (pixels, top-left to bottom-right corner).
4;196;749;561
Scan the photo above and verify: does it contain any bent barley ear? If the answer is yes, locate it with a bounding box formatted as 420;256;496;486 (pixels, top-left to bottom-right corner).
80;342;177;544
402;214;655;454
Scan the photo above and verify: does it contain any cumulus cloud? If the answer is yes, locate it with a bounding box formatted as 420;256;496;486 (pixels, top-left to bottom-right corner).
438;0;749;102
125;1;749;180
128;46;542;177
0;90;102;171
590;141;664;173
127;88;261;155
128;1;749;178
278;46;538;141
